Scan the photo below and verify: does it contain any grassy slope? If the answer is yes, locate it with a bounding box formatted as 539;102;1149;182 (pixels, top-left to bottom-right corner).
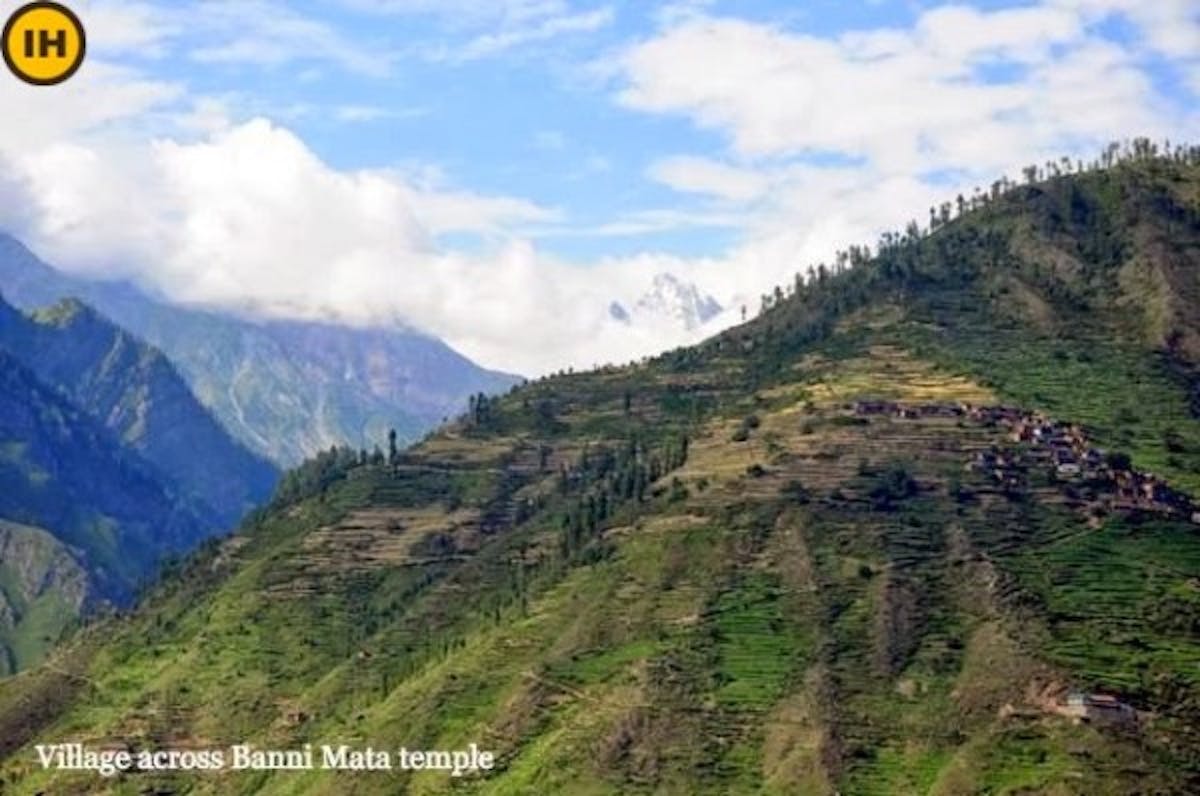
0;157;1198;795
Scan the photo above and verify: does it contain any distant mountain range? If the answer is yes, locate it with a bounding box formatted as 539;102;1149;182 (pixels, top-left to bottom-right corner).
0;234;522;467
0;231;519;673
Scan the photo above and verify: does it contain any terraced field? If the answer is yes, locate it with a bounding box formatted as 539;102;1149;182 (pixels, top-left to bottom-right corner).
3;331;1197;794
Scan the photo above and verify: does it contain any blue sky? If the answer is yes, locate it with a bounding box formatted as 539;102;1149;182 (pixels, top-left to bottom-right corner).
0;0;1197;372
129;1;749;259
94;0;1197;260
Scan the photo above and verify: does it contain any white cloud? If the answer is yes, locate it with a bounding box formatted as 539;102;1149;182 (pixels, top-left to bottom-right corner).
597;0;1197;361
84;1;177;57
611;2;1196;246
175;97;235;134
1053;0;1200;60
334;105;389;123
338;0;578;26
0;61;184;151
397;182;561;235
534;207;747;238
5;117;921;375
612;6;1182;169
5;118;663;374
338;0;614;62
333;104;427;123
914;4;1083;63
70;1;399;76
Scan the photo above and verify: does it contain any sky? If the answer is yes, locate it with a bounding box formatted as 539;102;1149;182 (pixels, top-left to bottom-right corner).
0;0;1197;375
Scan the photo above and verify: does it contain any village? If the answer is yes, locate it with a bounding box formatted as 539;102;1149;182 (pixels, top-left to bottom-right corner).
852;400;1200;527
851;399;1179;728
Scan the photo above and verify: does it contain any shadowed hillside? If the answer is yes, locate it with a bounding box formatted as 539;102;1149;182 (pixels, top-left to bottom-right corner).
0;294;278;675
0;295;277;528
0;348;222;674
1;146;1198;795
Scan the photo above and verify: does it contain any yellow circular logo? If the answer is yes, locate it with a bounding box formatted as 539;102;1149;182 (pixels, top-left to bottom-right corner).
2;2;85;86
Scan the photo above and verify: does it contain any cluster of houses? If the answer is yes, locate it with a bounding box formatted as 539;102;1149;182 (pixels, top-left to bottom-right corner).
851;400;1200;526
852;401;1159;729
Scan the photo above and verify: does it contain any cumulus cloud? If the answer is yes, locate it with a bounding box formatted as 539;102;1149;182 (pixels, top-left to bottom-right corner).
615;5;1183;171
5;118;691;374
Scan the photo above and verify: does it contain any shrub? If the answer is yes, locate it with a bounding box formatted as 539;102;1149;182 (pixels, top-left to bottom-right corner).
869;463;918;510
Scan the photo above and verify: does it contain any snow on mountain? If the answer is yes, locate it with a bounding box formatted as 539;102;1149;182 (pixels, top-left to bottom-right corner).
609;273;724;333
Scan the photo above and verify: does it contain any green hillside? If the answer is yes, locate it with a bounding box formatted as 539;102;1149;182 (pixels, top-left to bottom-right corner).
0;349;225;674
0;295;277;675
1;147;1198;795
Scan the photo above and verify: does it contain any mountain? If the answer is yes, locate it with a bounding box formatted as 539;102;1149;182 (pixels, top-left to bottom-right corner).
0;348;221;605
0;295;277;529
0;236;521;466
610;272;724;332
0;294;275;672
2;147;1199;794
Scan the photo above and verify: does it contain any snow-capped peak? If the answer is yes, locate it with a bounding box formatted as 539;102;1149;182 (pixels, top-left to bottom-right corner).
610;273;723;332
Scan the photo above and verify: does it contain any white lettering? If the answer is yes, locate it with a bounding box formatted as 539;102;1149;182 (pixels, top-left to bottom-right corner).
321;745;392;770
230;744;312;770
